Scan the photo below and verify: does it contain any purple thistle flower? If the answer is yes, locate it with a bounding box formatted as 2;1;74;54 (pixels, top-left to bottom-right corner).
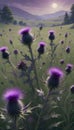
13;49;18;55
60;59;64;64
17;61;27;71
46;67;63;90
60;40;64;45
9;28;12;32
0;46;9;59
48;30;55;41
65;64;73;74
0;33;2;37
66;46;70;53
3;88;24;118
19;27;33;47
70;85;74;94
9;40;13;45
65;33;68;38
37;42;46;56
0;46;8;52
39;24;43;30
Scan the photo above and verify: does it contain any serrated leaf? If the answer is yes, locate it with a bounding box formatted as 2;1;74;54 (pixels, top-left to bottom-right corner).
0;113;6;120
49;121;64;129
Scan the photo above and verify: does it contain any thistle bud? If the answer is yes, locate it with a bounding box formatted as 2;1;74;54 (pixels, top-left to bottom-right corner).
46;67;63;90
19;27;33;47
3;88;24;118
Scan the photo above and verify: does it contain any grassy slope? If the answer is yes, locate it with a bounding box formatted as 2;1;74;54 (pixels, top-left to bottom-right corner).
0;23;74;105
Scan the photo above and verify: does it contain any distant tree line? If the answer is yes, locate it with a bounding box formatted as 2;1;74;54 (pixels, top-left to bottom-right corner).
0;5;27;26
0;5;14;24
64;4;74;25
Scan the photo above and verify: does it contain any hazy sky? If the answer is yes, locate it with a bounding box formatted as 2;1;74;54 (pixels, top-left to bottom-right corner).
0;0;74;15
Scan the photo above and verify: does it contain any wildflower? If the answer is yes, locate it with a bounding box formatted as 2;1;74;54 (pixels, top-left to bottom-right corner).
66;46;70;53
46;67;63;90
48;30;55;41
17;61;27;71
37;42;46;56
60;40;64;45
9;28;12;32
65;64;73;74
0;46;9;59
60;59;64;64
39;25;43;30
3;88;24;118
13;49;18;55
70;85;74;94
65;33;68;38
19;27;33;47
0;33;2;37
9;40;13;45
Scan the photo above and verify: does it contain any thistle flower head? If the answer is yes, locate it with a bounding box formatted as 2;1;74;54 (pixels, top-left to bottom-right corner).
70;85;74;94
48;30;55;41
0;46;9;59
13;49;18;55
17;61;27;71
66;46;70;53
19;27;33;47
3;88;24;118
9;40;13;45
60;40;64;44
37;42;46;56
60;59;64;64
46;67;63;90
65;64;73;74
65;33;68;38
39;25;43;30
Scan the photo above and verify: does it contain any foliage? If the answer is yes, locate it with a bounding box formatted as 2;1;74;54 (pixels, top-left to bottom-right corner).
63;4;74;25
64;12;70;25
0;22;74;130
70;4;74;23
0;5;13;24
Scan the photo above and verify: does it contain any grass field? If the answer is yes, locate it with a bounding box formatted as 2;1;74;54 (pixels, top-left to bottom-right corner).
0;23;74;130
0;23;74;100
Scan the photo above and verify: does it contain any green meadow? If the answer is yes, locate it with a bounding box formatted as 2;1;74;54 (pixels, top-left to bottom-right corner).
0;23;74;104
0;23;74;130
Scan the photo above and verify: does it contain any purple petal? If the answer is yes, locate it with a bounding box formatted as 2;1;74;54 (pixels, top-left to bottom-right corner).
48;30;55;34
48;67;63;78
19;27;31;35
0;46;8;51
3;88;23;101
38;42;46;46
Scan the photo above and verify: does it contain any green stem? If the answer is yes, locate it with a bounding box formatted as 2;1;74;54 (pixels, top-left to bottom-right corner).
29;46;40;89
35;91;50;130
12;117;17;130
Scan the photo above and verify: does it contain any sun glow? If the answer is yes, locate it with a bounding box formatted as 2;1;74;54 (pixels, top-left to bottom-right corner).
52;3;58;9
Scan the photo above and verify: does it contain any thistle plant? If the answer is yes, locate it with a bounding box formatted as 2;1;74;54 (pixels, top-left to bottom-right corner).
19;27;40;89
48;30;59;66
